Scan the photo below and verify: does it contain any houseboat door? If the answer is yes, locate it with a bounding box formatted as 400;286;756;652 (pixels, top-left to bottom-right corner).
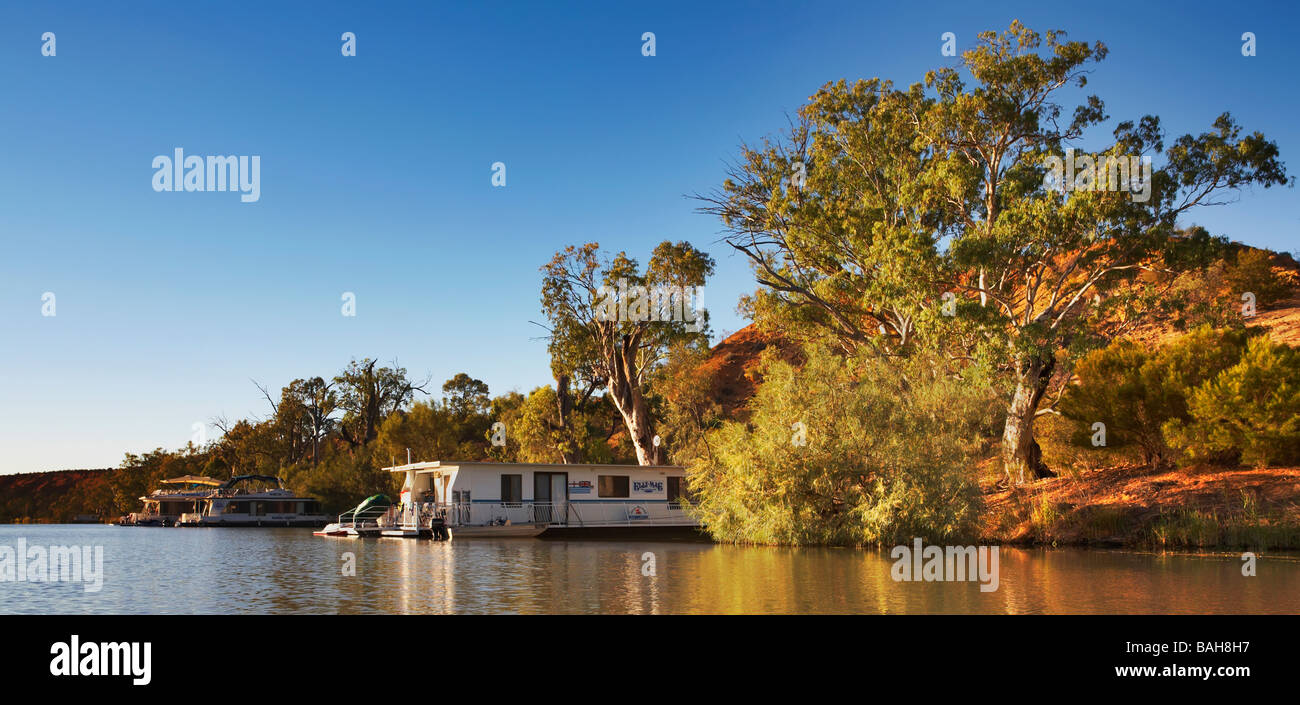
533;472;568;524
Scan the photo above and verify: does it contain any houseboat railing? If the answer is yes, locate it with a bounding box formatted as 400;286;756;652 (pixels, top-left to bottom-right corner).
400;501;693;528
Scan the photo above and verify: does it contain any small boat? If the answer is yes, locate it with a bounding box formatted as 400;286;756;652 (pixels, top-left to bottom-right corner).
313;522;386;538
314;494;397;538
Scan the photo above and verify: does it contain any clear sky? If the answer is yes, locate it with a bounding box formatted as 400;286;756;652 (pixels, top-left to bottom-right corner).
1;1;1296;474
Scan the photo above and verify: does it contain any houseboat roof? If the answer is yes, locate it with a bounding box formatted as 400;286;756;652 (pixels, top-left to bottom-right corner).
161;475;224;486
383;461;686;474
221;474;285;489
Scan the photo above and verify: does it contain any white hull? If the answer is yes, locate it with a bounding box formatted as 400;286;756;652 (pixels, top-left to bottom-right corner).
314;523;384;538
381;528;424;538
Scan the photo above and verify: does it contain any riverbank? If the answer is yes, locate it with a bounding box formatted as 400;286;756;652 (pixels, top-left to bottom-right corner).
0;469;112;524
981;462;1300;550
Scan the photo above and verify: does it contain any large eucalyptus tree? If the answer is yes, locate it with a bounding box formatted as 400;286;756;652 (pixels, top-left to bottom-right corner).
540;241;714;465
701;22;1288;483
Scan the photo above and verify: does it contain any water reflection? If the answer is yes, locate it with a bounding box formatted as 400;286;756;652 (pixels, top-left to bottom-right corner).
1;526;1296;614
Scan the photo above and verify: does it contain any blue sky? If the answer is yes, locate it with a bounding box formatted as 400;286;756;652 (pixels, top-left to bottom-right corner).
1;1;1296;474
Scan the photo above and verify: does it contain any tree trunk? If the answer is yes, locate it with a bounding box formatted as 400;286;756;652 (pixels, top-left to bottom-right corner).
1001;354;1057;485
625;400;659;466
605;335;660;466
608;380;659;466
553;374;581;464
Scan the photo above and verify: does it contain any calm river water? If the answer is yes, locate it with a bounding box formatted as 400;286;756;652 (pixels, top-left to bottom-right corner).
1;525;1296;614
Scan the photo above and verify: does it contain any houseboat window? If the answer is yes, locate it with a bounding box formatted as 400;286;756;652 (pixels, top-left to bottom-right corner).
667;476;688;504
598;475;629;498
501;474;523;505
226;502;249;514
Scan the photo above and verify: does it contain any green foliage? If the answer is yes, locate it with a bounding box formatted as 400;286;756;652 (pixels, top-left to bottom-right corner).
442;373;490;419
1150;326;1256;403
653;343;724;468
1225;248;1291;308
1164;337;1300;467
700;20;1287;481
333;359;429;448
540;241;715;464
1156;242;1291;330
1063;326;1300;469
1159;260;1241;331
488;386;624;464
503;387;570;463
283;446;400;515
374;400;462;465
1060;327;1253;465
1061;341;1172;464
1028;494;1066;542
690;344;996;546
1146;500;1300;551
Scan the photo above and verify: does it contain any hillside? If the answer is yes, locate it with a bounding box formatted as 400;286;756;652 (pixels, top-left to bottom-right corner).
1245;286;1300;346
0;468;115;523
694;246;1300;549
1127;248;1300;348
982;251;1300;548
695;325;799;419
704;248;1300;406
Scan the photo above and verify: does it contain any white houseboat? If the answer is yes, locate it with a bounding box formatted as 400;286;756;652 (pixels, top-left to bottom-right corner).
324;461;700;538
178;474;330;527
121;475;330;527
120;475;221;526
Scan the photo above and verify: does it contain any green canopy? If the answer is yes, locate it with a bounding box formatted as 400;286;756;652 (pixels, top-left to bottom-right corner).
343;494;392;521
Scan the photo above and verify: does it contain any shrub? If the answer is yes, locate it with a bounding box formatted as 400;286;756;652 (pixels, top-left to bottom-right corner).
1163;337;1300;467
688;344;997;546
1060;341;1172;465
1060;327;1252;466
1149;326;1255;406
1225;248;1291;308
1156;243;1293;330
286;446;401;514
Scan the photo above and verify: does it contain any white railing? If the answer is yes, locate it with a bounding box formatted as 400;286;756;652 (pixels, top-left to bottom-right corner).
330;505;390;531
417;501;694;528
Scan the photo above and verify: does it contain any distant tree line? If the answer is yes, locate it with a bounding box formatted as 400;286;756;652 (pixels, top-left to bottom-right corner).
99;360;642;517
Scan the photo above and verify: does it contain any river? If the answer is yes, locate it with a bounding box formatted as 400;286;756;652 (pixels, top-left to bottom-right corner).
1;525;1296;614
